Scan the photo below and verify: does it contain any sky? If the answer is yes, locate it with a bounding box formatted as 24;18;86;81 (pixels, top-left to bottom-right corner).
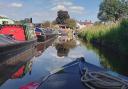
0;0;102;23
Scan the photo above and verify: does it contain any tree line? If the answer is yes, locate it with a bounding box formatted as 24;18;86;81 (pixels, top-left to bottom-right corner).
55;10;76;29
98;0;128;22
42;0;128;28
42;10;76;29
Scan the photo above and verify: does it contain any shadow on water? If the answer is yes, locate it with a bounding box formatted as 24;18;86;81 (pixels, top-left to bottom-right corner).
0;38;55;88
82;41;128;76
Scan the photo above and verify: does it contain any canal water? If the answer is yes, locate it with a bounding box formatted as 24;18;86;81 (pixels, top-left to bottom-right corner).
0;37;128;89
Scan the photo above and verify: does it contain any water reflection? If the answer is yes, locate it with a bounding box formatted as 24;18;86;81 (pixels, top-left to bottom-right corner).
35;38;54;57
83;41;128;76
11;60;33;79
0;38;55;88
54;37;76;57
1;37;128;89
0;48;35;86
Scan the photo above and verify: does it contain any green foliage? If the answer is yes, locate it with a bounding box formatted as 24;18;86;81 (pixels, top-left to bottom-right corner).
120;18;128;29
94;21;102;25
98;0;128;22
56;10;70;24
78;19;128;54
65;19;76;29
42;21;51;28
52;20;57;25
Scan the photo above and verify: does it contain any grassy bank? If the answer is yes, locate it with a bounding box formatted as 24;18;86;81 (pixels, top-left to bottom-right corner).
78;19;128;55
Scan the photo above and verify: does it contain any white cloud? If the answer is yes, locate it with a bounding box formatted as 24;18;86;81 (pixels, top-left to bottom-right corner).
0;2;23;8
63;2;73;6
10;3;23;8
69;6;85;14
51;5;67;11
50;0;85;14
51;5;85;14
52;1;73;6
69;6;84;11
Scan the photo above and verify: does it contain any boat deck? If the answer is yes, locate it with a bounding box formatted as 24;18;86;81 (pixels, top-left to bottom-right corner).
37;59;101;89
38;58;128;89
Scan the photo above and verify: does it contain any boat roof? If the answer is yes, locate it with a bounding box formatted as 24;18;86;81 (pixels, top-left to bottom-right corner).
35;28;42;32
0;24;24;27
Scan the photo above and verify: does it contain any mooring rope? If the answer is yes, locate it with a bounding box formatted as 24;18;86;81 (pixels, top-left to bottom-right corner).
81;67;128;89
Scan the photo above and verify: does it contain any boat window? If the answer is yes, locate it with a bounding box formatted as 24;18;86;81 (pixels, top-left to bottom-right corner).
2;21;8;25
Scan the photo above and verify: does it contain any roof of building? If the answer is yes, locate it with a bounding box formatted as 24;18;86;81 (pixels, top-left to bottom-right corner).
78;20;93;25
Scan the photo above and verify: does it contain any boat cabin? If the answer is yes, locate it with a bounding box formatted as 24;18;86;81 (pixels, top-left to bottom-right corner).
0;24;36;41
0;25;26;41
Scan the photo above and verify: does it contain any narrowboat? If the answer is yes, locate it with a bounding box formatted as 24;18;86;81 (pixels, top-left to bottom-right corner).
20;57;128;89
35;27;57;42
43;28;56;40
35;27;46;42
0;23;37;62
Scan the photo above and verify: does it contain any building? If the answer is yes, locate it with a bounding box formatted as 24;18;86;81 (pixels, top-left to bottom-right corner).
76;20;93;29
0;16;14;25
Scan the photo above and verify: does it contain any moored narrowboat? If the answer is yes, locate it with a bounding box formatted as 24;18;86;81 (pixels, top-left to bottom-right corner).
35;27;46;42
0;23;37;61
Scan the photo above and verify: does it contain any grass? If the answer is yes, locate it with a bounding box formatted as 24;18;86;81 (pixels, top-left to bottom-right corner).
78;19;128;55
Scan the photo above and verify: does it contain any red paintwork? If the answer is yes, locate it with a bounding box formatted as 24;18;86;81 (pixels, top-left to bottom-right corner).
0;25;26;41
19;82;40;89
35;32;41;36
11;65;25;79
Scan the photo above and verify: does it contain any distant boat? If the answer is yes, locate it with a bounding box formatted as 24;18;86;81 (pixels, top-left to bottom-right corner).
35;27;46;42
20;57;128;89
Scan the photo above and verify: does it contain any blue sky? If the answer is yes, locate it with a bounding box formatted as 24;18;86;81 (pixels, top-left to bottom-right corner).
0;0;102;23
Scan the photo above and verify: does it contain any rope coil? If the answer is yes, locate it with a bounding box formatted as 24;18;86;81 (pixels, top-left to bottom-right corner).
81;67;128;89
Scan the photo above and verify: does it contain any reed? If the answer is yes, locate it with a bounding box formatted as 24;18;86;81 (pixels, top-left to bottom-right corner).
78;19;128;54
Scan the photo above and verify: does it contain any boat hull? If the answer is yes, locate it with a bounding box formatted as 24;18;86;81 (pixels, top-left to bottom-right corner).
0;40;37;62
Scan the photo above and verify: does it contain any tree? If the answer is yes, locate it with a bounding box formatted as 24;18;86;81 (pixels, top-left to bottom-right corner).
98;0;128;22
65;19;76;29
120;0;128;19
43;21;51;28
56;10;70;24
52;20;57;25
94;21;102;25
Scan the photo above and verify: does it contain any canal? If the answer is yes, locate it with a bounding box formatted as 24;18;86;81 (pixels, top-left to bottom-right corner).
0;36;128;89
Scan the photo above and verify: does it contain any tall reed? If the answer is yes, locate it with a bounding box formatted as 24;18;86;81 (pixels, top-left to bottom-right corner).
78;19;128;54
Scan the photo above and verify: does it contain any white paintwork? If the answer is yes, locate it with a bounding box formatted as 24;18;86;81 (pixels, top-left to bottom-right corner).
0;18;14;25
